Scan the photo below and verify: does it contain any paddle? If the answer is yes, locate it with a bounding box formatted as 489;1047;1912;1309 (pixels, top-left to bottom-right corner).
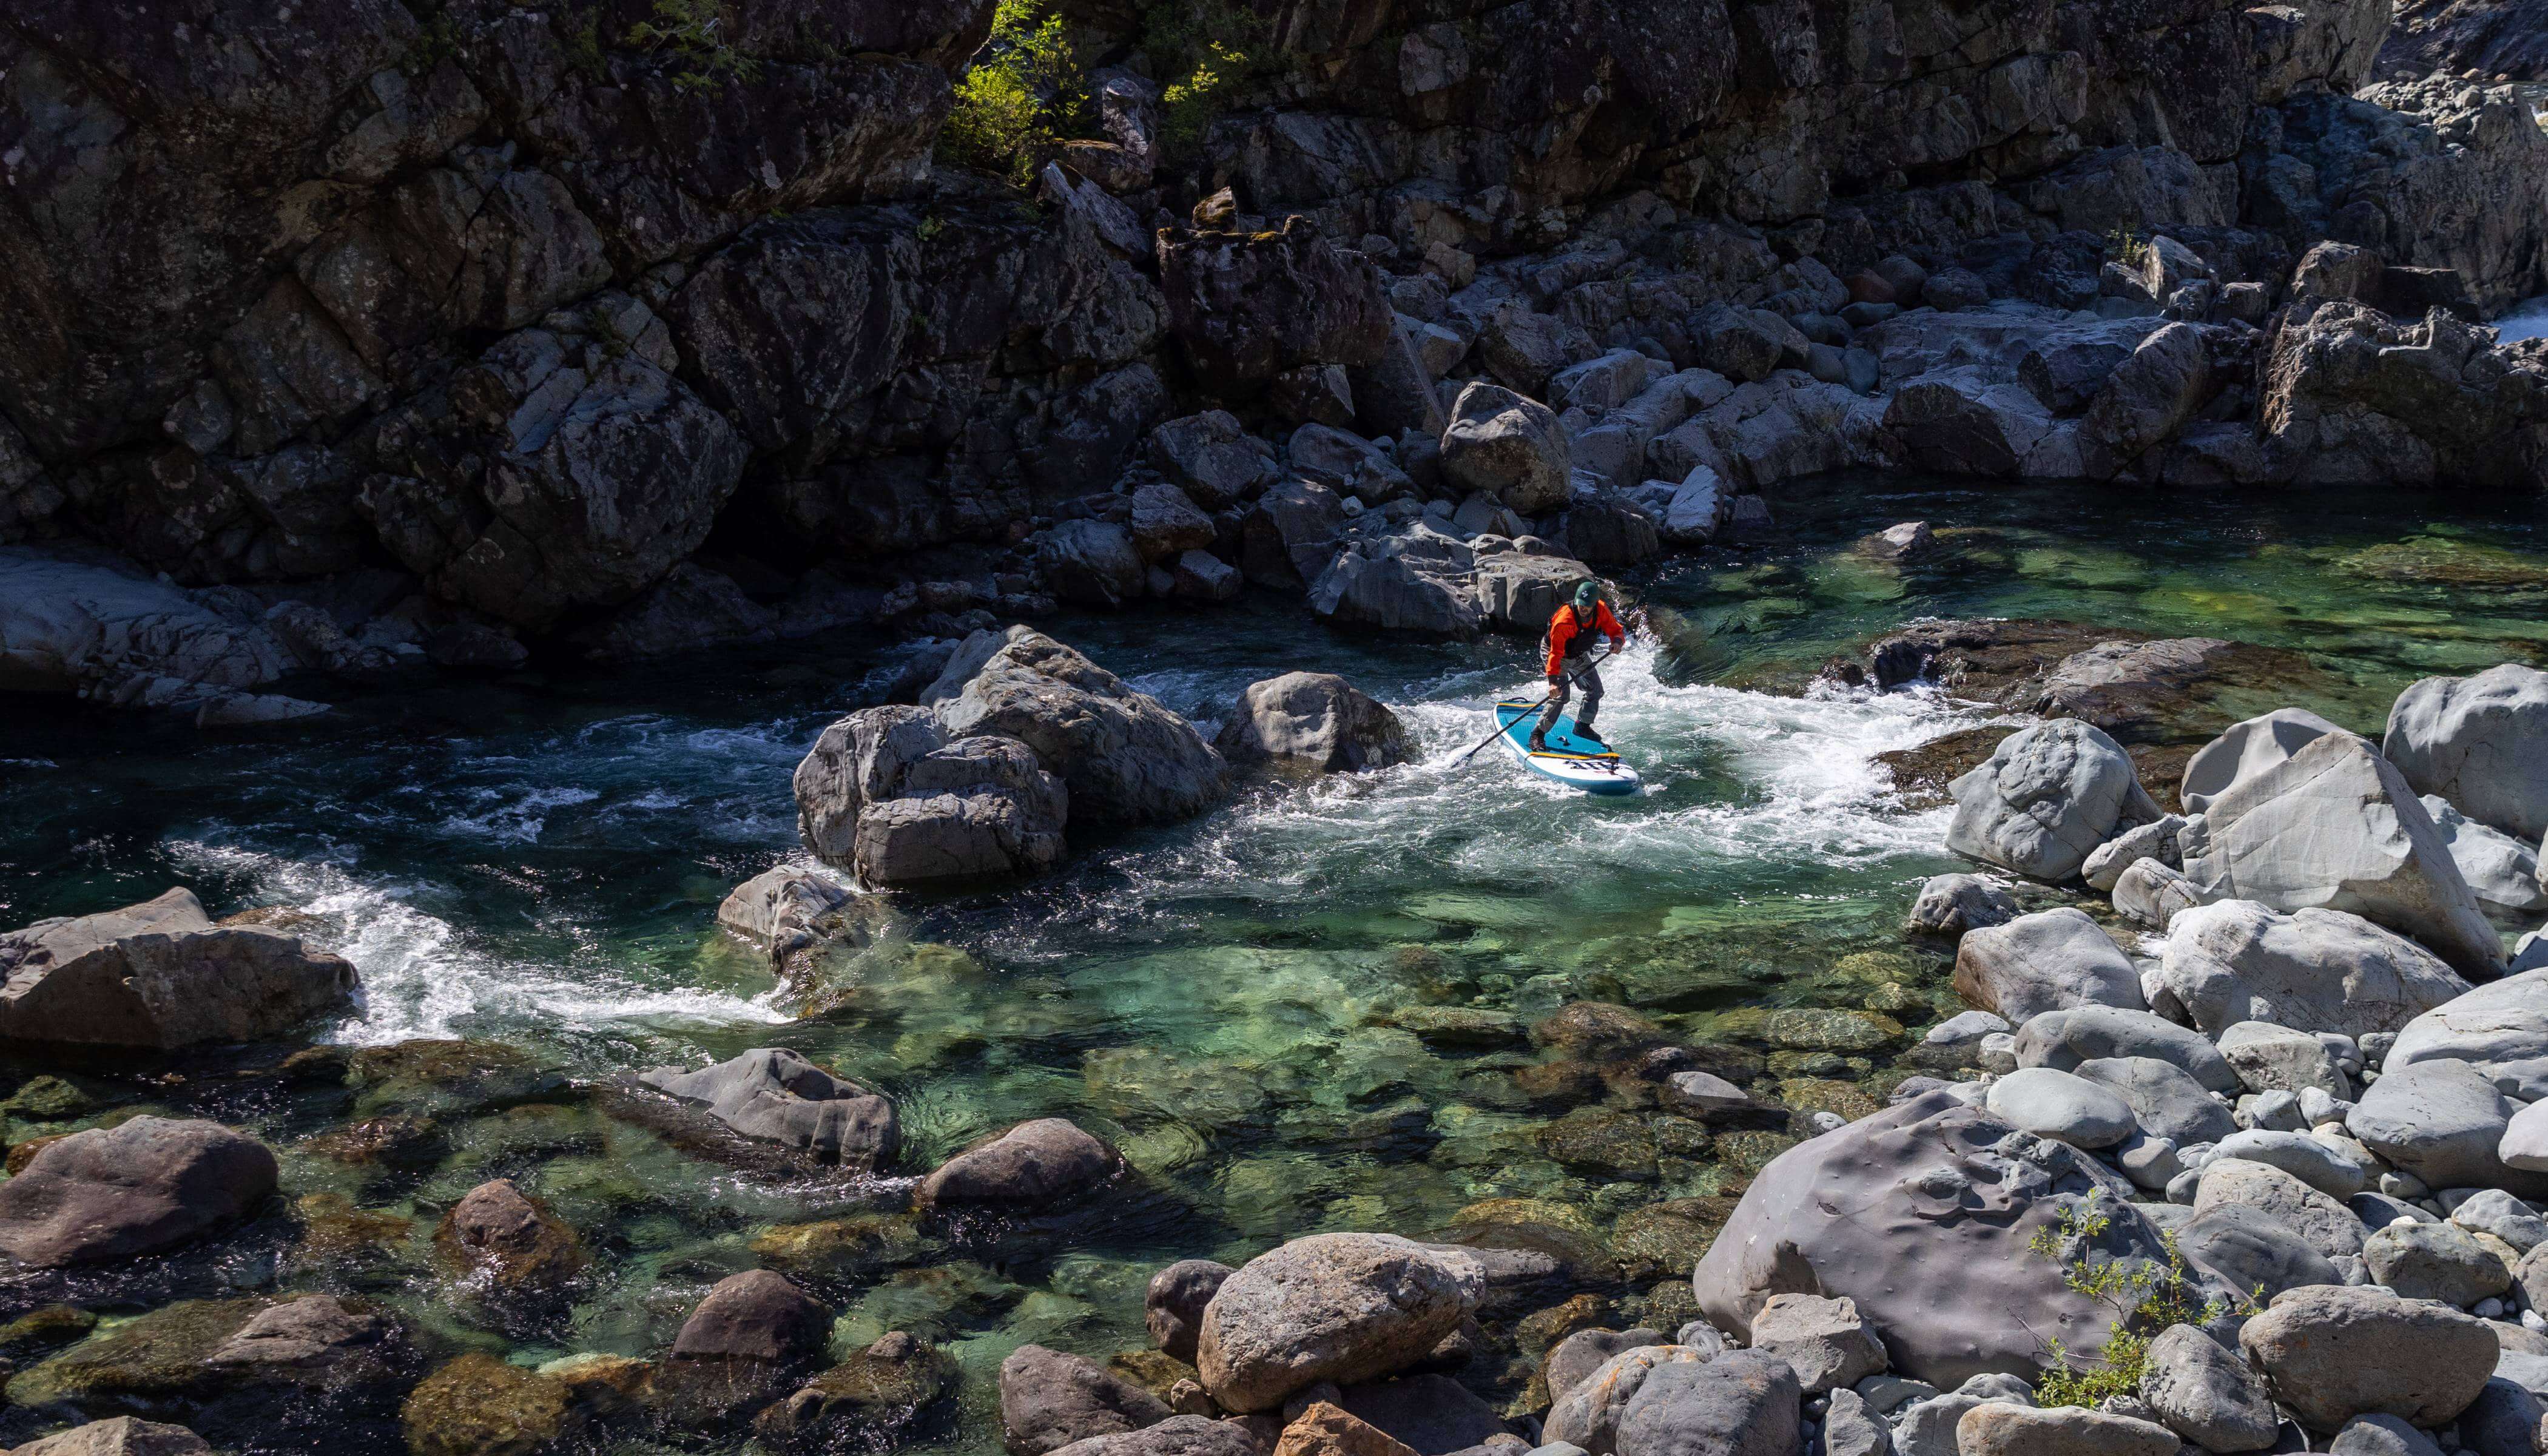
1451;647;1614;767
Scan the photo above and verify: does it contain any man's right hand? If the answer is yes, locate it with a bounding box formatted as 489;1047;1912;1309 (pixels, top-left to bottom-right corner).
1547;672;1566;687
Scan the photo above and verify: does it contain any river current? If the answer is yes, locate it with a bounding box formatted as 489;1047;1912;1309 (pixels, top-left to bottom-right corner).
1;475;2543;1449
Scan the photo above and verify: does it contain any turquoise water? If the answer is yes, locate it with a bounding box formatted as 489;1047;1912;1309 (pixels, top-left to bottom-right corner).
0;476;2541;1450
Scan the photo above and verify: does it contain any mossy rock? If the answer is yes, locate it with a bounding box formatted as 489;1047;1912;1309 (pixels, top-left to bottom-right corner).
834;1264;1025;1347
1830;951;1918;985
1764;1051;1870;1080
298;1114;447;1170
1441;1198;1618;1284
2342;536;2548;588
1390;1005;1527;1048
0;1306;96;1361
348;1041;567;1117
5;1298;266;1410
289;1193;423;1287
1532;1108;1656;1181
2;1076;99;1123
1629;1278;1701;1333
401;1353;584;1456
749;1215;927;1282
1513;1291;1612;1357
1710;1129;1800;1179
1607;1198;1738;1284
1105;1348;1193;1403
752;1333;957;1453
1774;1078;1884;1124
1762;1008;1901;1053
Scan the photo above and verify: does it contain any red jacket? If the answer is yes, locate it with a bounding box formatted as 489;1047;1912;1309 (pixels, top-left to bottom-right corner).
1544;601;1625;674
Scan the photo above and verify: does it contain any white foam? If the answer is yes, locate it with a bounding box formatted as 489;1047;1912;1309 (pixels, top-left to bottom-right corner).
2494;294;2548;344
163;840;787;1046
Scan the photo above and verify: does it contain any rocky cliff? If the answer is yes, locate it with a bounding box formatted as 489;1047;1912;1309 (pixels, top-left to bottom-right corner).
2;0;2544;712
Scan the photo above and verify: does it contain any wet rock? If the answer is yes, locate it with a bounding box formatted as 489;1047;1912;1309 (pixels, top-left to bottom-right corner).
1955;1403;2179;1455
753;1332;958;1453
2239;1284;2498;1432
2419;796;2548;918
1218;674;1414;774
2073;1057;2237;1145
8;1418;214;1455
1693;1091;2174;1387
1983;1067;2138;1150
1148;1261;1235;1365
929;626;1228;826
2349;1057;2548;1199
0;888;356;1050
2180;707;2341;814
714;865;877;967
1003;1343;1172;1455
2177;732;2505;979
2387;966;2548;1099
400;1352;585;1456
2136;1322;2276;1452
917;1118;1128;1211
1157;219;1395;395
1952;909;2146;1024
1946;721;2159;883
2363;1221;2512;1306
432;1178;584;1323
1747;1293;1886;1395
2194;1158;2368;1261
2013;1007;2236;1093
1440;383;1571;515
637;1048;897;1167
1195;1233;1485;1413
0;1117;277;1267
2177;1204;2339;1299
1904;875;2018;937
658;1270;834;1423
2155;900;2473;1042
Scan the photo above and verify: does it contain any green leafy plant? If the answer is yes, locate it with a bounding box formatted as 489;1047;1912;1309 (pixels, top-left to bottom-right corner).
940;0;1090;186
626;0;762;92
565;15;606;80
2026;1193;2245;1409
2106;225;2152;269
1143;0;1269;155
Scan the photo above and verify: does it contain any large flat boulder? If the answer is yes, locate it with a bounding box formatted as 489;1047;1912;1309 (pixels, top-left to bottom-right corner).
2176;732;2505;979
0;1117;278;1267
2180;707;2341;814
1195;1233;1485;1413
637;1048;897;1168
2348;1057;2548;1200
2385;665;2548;841
2387;966;2548;1099
928;627;1228;826
1946;721;2159;882
2155;900;2474;1040
0;889;355;1050
1690;1091;2173;1387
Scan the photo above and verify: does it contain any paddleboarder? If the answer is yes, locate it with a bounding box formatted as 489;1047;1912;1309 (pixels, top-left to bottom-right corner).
1533;581;1627;753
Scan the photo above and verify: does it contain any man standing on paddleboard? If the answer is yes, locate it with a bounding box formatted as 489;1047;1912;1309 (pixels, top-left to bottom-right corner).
1533;581;1628;752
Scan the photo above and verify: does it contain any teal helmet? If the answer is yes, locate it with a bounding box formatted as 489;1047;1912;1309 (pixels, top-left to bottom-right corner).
1574;581;1601;612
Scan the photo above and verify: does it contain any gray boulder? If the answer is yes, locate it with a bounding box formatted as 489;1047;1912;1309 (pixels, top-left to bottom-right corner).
0;549;321;724
1545;1344;1713;1454
2078;323;2214;480
2454;1190;2548;1253
2178;1204;2342;1297
1984;1067;2138;1150
1953;1403;2179;1456
0;1116;277;1267
2081;817;2184;893
1440;383;1571;514
2211;1130;2367;1198
2349;1058;2548;1200
1043;1417;1258;1456
1904;874;2018;937
2112;859;2210;929
1612;1349;1799;1456
2384;664;2548;842
1034;520;1147;607
1145;1261;1232;1365
2457;1377;2548;1456
1147;411;1273;508
2387;967;2548;1099
999;1344;1170;1456
1945;721;2159;883
1952;909;2146;1024
637;1048;897;1167
2330;1414;2445;1455
1215;673;1413;774
2073;1057;2238;1145
2362;1221;2512;1306
0;888;356;1049
2420;795;2548;918
2217;1022;2352;1099
7;1419;216;1456
1127;484;1218;562
1821;1387;1893;1456
1543;1329;1668;1409
2239;1284;2498;1432
1747;1293;1887;1395
1692;1091;2178;1387
1193;1233;1485;1412
2180;707;2341;814
2193;1158;2369;1260
2155;900;2473;1041
916;1119;1127;1210
931;627;1227;826
2014;1006;2237;1093
2176;732;2504;979
794;707;1071;888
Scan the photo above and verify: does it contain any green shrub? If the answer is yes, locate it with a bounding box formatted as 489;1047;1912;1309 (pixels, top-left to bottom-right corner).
2026;1193;2246;1409
1144;0;1269;155
626;0;762;92
940;0;1090;186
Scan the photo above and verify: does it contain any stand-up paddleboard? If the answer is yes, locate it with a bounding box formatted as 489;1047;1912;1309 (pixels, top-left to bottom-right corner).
1492;700;1642;796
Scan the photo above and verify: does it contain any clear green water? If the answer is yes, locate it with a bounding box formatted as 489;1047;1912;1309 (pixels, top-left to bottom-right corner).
0;476;2541;1450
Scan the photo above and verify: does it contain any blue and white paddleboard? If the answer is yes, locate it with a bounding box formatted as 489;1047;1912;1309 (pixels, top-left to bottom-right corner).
1494;700;1642;796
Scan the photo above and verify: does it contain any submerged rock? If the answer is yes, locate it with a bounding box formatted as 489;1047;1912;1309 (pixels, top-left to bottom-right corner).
1000;1344;1171;1455
916;1119;1128;1212
0;888;356;1050
432;1178;585;1327
0;1117;278;1267
753;1332;957;1453
636;1048;897;1168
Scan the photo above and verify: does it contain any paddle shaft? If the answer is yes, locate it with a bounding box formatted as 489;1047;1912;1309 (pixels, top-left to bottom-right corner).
1452;648;1614;766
